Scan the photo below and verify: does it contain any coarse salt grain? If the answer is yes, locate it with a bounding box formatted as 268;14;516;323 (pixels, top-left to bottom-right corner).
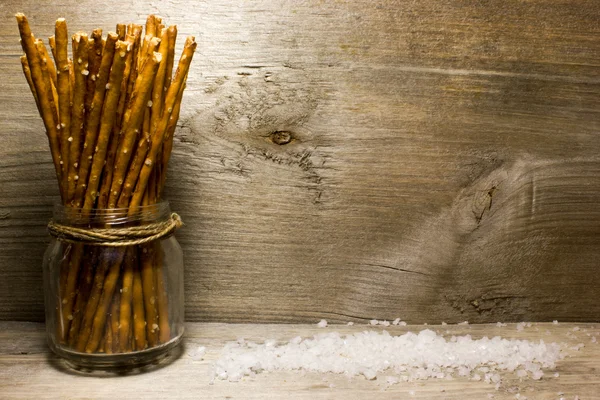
317;319;327;328
188;345;206;361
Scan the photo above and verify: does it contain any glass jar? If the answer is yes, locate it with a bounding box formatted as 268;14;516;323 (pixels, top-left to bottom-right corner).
42;202;184;369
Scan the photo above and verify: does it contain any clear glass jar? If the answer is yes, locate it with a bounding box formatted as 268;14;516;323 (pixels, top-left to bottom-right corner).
42;202;184;369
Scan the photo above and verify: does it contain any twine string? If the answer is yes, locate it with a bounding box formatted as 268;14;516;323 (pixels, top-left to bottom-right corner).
47;213;183;247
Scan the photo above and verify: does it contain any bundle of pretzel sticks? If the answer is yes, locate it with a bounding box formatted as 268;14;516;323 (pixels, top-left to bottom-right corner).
16;13;196;354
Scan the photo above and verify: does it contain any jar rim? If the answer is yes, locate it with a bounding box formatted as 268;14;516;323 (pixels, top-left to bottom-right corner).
52;201;172;226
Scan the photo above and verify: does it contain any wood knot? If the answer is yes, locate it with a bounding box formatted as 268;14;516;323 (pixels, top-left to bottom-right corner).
270;130;293;145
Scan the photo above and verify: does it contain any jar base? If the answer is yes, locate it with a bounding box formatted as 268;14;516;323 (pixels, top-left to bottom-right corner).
50;335;183;372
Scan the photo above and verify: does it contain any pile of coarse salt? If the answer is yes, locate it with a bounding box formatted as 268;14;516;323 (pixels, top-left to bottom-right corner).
212;324;564;385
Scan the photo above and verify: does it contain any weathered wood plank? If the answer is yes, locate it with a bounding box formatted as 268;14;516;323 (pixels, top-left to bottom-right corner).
0;0;599;322
0;322;599;399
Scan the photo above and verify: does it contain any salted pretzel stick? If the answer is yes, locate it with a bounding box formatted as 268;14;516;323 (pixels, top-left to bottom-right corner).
133;260;148;350
107;51;162;208
75;252;112;351
151;29;169;130
154;245;170;343
142;34;162;125
110;289;121;353
116;23;126;41
66;33;89;205
105;320;113;354
34;40;59;127
54;19;71;191
68;58;74;105
20;55;40;113
42;37;58;90
159;72;187;194
164;26;177;91
16;14;63;198
85;29;103;115
98;329;106;353
129;37;196;212
73;32;118;207
82;40;129;210
39;38;58;89
118;248;134;352
121;25;143;128
145;14;157;38
59;243;84;343
48;36;57;68
66;249;95;346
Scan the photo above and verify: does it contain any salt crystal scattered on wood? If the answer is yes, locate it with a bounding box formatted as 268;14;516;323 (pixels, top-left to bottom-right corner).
188;345;206;361
317;319;328;328
212;329;565;383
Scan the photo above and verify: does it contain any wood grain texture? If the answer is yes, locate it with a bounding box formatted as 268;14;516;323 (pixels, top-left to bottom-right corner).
0;322;599;399
0;1;599;322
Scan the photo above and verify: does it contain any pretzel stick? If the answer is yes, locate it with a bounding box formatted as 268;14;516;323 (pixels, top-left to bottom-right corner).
85;29;103;116
145;14;157;38
118;248;134;352
48;35;57;68
105;319;113;354
164;26;177;91
35;40;60;127
66;33;89;205
75;252;111;351
82;39;129;210
129;37;196;212
159;72;187;195
59;243;84;343
66;248;95;345
107;51;162;208
117;28;141;127
116;23;126;41
39;39;58;90
68;58;74;105
151;28;169;131
133;259;148;350
54;18;72;192
20;55;41;113
16;14;64;199
110;289;121;353
98;328;106;353
74;33;118;207
124;25;143;110
154;244;170;343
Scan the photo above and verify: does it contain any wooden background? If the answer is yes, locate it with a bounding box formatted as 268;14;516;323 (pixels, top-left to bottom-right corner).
0;0;599;324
